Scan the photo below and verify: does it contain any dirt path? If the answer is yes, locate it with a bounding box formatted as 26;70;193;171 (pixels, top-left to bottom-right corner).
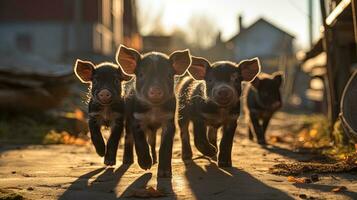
0;113;356;200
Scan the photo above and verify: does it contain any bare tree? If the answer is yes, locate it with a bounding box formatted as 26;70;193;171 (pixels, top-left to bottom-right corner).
137;2;165;35
186;14;219;49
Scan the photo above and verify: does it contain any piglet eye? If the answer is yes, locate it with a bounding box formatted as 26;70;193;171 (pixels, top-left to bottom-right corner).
231;74;239;82
114;79;120;85
92;79;98;85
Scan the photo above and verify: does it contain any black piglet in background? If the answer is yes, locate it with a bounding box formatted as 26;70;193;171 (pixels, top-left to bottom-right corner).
74;60;132;166
243;72;284;145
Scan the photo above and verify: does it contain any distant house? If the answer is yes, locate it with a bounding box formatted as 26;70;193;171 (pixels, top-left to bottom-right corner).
0;0;141;61
226;17;295;74
202;32;233;62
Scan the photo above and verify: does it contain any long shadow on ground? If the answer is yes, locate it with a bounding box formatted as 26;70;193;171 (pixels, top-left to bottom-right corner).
263;145;329;162
58;164;130;200
184;160;293;200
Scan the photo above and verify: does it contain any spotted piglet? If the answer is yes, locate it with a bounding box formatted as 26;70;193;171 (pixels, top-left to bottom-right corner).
177;56;261;167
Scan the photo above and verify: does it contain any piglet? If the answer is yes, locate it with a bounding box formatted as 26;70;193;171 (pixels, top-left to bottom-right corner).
116;45;191;177
243;72;283;145
177;56;261;167
74;60;131;165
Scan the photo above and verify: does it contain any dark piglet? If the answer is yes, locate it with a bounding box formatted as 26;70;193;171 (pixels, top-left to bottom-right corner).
116;45;191;177
244;72;283;145
177;57;260;167
74;60;131;166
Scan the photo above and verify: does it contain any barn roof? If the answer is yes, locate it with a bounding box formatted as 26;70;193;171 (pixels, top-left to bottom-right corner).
227;18;295;43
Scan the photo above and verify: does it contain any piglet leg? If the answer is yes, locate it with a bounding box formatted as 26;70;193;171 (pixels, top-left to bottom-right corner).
104;118;124;166
123;121;134;165
208;126;218;149
158;119;175;178
218;120;237;168
147;129;157;164
260;116;272;145
88;117;106;157
132;119;152;170
178;118;192;161
250;114;266;145
192;118;217;158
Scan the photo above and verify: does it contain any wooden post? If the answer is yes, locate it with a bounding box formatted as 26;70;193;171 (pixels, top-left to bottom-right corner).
320;0;338;125
308;0;314;47
352;0;357;55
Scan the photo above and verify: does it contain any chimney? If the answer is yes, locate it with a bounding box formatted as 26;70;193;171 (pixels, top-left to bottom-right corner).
216;31;222;44
238;15;244;32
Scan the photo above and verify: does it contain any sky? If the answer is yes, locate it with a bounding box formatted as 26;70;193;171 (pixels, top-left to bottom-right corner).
137;0;322;50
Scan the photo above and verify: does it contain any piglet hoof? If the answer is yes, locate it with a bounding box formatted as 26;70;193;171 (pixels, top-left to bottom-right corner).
104;154;116;166
137;155;152;170
196;143;217;158
94;145;106;157
183;159;193;165
181;151;193;162
182;154;193;165
218;161;232;168
122;158;134;165
257;140;267;146
104;159;116;166
158;169;172;178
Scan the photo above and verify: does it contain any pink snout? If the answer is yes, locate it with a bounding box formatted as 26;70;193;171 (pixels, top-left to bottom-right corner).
97;89;112;104
147;86;164;103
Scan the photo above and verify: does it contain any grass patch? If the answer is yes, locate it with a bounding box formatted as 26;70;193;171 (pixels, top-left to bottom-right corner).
0;111;88;145
295;114;356;161
0;113;56;144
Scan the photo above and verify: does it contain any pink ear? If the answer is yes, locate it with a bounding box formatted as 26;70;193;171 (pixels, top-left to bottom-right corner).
117;66;133;81
238;57;261;82
74;59;95;83
188;56;210;80
169;49;191;75
115;45;141;75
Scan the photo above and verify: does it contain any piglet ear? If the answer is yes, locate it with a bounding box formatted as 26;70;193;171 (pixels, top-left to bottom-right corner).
118;65;133;81
74;59;95;83
169;49;192;75
251;76;260;88
237;57;261;82
188;56;210;80
273;71;284;86
116;45;141;75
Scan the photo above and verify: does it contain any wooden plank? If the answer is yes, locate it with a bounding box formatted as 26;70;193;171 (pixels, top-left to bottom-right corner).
326;0;351;25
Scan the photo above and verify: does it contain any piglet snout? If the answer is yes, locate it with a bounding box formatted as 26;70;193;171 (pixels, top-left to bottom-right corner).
217;87;233;99
97;89;112;104
215;86;234;105
148;86;164;103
